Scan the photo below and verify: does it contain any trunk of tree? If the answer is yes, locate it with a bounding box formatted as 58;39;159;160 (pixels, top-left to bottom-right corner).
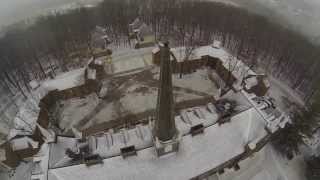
4;71;18;89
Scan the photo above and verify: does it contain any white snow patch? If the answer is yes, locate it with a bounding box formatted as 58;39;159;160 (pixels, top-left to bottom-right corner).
10;137;39;151
42;68;85;91
113;57;146;73
172;69;219;95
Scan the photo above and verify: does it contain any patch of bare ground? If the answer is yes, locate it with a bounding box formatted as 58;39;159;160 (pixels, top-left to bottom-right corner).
75;68;155;130
75;67;218;135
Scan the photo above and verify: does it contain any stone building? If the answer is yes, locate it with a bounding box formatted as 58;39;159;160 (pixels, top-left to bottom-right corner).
0;142;19;171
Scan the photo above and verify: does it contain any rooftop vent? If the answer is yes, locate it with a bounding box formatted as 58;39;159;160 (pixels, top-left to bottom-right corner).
120;145;137;158
190;124;205;136
84;154;103;166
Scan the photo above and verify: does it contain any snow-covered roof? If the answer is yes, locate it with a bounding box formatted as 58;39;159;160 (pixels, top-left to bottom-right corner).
244;76;258;89
31;143;50;180
250;170;271;180
94;59;103;65
0;148;6;161
29;80;40;90
93;125;153;157
36;124;56;143
95;26;107;34
10;137;39;151
241;91;290;133
101;35;109;40
86;68;96;80
48;107;267;180
8;98;41;140
213;40;222;49
138;23;152;36
152;47;160;54
49;137;78;168
49;124;154;168
42;68;85;91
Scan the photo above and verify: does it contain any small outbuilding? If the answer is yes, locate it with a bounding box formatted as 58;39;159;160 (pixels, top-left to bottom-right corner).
0;142;20;170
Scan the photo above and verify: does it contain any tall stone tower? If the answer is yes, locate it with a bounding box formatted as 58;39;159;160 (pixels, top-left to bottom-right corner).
154;42;179;157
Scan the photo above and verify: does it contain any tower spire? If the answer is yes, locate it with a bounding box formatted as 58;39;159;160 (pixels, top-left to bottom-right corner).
154;42;179;156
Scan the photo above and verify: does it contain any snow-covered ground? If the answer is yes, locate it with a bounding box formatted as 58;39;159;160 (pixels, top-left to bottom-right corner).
34;48;222;132
112;56;148;73
42;68;85;91
266;75;304;112
57;94;100;131
212;145;306;180
172;69;219;96
110;47;153;74
1;162;33;180
57;68;220;131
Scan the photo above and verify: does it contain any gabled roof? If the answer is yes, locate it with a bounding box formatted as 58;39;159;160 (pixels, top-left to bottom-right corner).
10;137;39;151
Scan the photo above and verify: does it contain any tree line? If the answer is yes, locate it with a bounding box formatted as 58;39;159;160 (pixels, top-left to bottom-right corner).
1;0;319;100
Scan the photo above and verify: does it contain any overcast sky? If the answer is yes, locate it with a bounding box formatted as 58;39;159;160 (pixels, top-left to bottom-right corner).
0;0;100;28
1;0;320;42
230;0;320;43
